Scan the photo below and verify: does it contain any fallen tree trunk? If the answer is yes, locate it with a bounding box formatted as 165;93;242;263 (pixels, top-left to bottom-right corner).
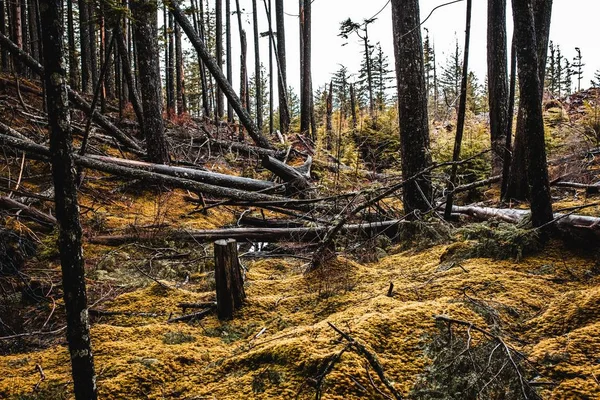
89;219;405;246
0;196;56;226
0;32;142;152
554;181;600;194
262;155;312;195
86;155;280;193
168;1;272;150
451;205;600;230
0;132;300;206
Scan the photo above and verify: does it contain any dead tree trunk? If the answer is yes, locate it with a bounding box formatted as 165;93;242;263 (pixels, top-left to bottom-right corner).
214;239;245;320
39;1;97;398
215;0;224;119
114;25;144;134
299;0;311;136
169;1;273;149
487;0;509;176
252;0;262;131
275;0;290;134
131;0;169;164
444;0;472;220
510;0;553;228
175;22;186;114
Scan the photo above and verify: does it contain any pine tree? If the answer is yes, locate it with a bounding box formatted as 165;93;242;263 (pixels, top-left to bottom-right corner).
572;47;584;92
372;43;393;111
562;57;573;95
439;37;462;109
545;40;556;95
592;69;600;88
248;63;269;132
332;65;350;118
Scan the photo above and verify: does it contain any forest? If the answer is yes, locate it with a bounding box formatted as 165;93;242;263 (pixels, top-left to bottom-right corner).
1;0;600;398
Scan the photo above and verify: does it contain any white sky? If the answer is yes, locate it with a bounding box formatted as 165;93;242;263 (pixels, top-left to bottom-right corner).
199;0;600;98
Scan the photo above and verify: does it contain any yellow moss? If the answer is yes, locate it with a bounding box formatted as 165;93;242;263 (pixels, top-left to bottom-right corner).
2;239;600;399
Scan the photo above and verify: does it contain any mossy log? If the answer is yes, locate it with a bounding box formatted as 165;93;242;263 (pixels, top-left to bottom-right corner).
214;239;246;320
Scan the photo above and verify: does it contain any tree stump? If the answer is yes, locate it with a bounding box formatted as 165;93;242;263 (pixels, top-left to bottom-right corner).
214;239;246;320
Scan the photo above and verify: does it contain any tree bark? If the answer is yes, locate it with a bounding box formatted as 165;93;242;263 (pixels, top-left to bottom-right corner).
252;0;262;131
67;0;80;90
215;0;224;119
299;0;311;136
175;22;186;114
225;0;233;122
391;0;432;215
130;0;169;164
169;1;273;149
39;1;97;398
501;30;517;199
510;0;553;227
214;239;245;320
505;0;552;201
114;25;145;134
167;10;175;116
89;3;98;89
487;0;509;176
274;0;290;134
0;0;6;70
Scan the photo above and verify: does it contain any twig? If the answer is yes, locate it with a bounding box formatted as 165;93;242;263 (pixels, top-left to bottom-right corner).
167;306;215;323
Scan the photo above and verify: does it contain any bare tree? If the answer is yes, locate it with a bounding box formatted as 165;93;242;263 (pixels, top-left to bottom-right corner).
511;0;553;227
299;0;311;136
39;1;97;398
487;0;509;177
391;0;432;215
131;0;169;164
275;0;290;133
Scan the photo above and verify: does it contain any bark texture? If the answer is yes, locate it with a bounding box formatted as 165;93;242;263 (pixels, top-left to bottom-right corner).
39;1;97;398
487;0;509;176
511;0;553;227
214;239;246;320
391;0;432;215
131;0;169;164
275;0;290;133
505;0;552;201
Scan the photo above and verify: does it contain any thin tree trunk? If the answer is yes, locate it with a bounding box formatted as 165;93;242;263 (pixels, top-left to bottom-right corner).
167;10;175;116
274;0;290;133
511;0;553;227
27;0;38;62
267;0;274;135
252;0;262;131
78;0;91;92
195;0;210;117
487;0;509;176
131;0;169;164
103;3;114;100
175;22;186;114
391;0;432;216
12;0;23;73
67;0;80;90
0;0;6;70
115;26;145;134
444;0;473;220
20;0;28;76
501;30;517;199
225;0;233;122
39;1;97;398
89;3;97;90
350;83;357;129
215;0;224;119
300;0;311;136
326;81;333;149
234;0;248;117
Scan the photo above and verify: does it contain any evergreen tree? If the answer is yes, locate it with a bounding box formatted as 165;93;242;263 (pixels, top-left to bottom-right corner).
562;57;573;95
372;43;393;111
248;63;269;132
439;37;462;109
332;65;351;117
572;47;584;92
545;40;557;94
423;28;435;102
592;69;600;88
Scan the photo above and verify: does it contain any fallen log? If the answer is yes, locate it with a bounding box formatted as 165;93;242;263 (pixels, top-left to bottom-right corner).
89;219;405;246
0;32;142;152
0;196;56;226
238;215;305;228
262;155;312;195
451;205;600;230
86;155;280;193
167;307;215;323
183;133;286;159
0;132;300;206
554;181;600;194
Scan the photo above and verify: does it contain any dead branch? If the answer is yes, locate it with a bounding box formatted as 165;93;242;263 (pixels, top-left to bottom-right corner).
167;306;215;323
327;322;403;400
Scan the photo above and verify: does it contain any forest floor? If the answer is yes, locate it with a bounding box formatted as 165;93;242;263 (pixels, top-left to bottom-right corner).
1;79;600;399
